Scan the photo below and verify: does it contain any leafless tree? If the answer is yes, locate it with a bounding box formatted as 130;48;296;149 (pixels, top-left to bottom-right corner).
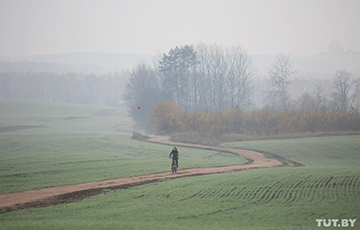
313;85;328;109
124;62;161;130
353;79;360;108
194;43;255;111
331;70;356;112
266;53;297;111
297;91;317;111
193;43;209;112
207;44;228;111
226;46;255;109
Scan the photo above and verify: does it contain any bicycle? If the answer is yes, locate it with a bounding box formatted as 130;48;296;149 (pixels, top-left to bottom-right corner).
171;157;178;173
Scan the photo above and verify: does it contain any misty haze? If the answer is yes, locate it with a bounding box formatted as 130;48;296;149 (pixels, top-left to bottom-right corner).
0;1;359;229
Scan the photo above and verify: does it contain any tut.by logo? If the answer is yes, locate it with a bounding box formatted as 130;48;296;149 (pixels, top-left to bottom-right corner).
316;219;356;227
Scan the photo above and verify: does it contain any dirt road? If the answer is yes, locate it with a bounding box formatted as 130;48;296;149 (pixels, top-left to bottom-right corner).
0;135;282;211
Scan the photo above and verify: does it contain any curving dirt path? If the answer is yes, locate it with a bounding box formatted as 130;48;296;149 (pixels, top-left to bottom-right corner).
0;135;282;211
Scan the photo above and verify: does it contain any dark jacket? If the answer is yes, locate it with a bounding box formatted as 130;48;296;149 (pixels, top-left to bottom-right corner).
169;149;179;158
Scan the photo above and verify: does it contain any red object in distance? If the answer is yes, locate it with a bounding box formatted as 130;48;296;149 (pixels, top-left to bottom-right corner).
138;107;140;109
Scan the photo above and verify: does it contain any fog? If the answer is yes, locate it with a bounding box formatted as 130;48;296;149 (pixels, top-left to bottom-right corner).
0;0;360;111
1;0;360;58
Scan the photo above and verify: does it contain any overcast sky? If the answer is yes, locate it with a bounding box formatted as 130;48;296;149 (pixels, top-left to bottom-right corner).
0;0;359;58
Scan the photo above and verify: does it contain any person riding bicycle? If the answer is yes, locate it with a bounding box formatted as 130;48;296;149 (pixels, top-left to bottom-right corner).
169;146;179;168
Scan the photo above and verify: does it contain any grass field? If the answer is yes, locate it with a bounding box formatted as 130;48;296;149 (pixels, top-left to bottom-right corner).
0;99;247;194
221;136;360;168
1;99;359;229
1;158;359;230
0;99;131;134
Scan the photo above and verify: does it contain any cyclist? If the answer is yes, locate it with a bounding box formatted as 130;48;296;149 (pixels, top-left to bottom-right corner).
169;146;179;169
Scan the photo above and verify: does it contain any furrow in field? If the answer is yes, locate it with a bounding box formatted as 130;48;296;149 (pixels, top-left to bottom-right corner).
304;179;315;203
280;180;299;204
331;176;345;201
353;176;359;188
344;176;355;200
176;172;360;217
262;181;284;204
199;188;214;198
224;187;238;198
233;186;247;199
211;188;224;198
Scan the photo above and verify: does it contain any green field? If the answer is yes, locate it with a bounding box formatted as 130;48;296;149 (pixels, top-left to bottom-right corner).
1;99;360;229
2;167;358;230
0;99;246;194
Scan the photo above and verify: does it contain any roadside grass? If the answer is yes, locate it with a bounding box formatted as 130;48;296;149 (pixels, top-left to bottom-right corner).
221;135;360;167
170;131;360;146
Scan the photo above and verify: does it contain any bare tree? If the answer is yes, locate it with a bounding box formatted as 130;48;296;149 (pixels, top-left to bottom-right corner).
124;62;161;131
331;70;356;112
312;85;328;110
193;43;209;112
158;43;255;113
207;44;228;111
297;91;317;111
226;46;255;109
266;53;297;111
193;43;255;111
353;79;360;108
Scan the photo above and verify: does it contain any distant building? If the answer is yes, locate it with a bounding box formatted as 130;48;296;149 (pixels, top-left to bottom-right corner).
315;40;360;61
328;40;344;53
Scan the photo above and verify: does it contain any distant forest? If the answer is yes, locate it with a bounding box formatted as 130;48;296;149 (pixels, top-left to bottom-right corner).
0;61;102;74
1;44;360;135
0;71;128;107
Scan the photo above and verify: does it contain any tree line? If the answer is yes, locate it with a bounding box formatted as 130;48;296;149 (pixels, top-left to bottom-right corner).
125;43;257;130
151;101;360;136
125;43;360;134
0;71;127;107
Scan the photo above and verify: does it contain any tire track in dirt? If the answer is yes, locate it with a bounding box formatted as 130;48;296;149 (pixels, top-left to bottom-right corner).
0;135;282;211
